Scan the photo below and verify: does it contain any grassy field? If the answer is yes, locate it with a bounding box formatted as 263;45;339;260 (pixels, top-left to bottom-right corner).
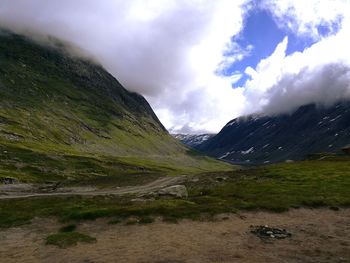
1;155;349;229
0;142;231;187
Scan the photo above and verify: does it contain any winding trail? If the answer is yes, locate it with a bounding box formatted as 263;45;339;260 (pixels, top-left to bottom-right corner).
0;176;184;199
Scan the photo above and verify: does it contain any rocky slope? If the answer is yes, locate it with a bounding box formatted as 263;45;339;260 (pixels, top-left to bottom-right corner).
197;102;350;164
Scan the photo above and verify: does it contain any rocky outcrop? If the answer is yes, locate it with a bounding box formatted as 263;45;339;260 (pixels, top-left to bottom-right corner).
0;177;17;184
250;225;292;239
158;185;188;198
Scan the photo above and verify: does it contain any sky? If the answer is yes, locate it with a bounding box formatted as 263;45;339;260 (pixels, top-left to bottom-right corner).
0;0;350;133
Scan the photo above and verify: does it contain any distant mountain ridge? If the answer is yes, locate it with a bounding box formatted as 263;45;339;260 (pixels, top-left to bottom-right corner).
173;134;215;148
196;101;350;164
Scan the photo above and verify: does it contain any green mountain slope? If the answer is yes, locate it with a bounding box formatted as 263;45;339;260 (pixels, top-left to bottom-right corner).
0;31;231;185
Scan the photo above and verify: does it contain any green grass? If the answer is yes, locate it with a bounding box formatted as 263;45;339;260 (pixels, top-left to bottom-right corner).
187;156;350;212
0;142;232;187
46;232;96;248
1;156;350;229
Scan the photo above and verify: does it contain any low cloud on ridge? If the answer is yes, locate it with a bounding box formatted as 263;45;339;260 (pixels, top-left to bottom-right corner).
0;0;349;133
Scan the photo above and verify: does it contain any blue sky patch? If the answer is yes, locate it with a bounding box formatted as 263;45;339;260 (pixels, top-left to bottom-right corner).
219;8;319;88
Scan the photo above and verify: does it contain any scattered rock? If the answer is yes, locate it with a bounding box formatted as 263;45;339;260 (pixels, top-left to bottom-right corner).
14;162;28;169
250;225;291;239
131;198;149;203
158;185;188;198
0;177;17;184
0;183;34;192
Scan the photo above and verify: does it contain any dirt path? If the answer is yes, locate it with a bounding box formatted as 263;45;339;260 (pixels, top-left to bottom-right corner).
0;176;183;199
0;208;349;263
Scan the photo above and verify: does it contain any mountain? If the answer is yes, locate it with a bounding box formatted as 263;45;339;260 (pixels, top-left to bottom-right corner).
197;102;350;164
0;30;231;184
173;134;215;148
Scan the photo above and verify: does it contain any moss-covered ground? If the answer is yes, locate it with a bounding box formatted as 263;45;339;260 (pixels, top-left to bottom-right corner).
46;232;96;248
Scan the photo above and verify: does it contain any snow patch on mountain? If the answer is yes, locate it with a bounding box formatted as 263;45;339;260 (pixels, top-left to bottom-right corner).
173;133;215;148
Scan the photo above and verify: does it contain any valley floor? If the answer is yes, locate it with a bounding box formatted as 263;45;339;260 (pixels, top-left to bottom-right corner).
1;208;349;263
0;176;183;199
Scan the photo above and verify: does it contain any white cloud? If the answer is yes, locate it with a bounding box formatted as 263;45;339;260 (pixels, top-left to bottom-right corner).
0;0;349;133
217;43;254;74
0;0;250;133
241;0;350;116
262;0;347;39
262;64;350;115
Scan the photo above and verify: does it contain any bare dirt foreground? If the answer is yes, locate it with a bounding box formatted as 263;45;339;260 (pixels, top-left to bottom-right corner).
0;209;349;263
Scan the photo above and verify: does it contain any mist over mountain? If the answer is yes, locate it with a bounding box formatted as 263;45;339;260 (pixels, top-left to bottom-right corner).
1;0;349;133
0;30;167;154
0;30;230;183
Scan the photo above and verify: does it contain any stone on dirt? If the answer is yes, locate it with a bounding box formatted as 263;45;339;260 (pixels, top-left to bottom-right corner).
250;225;292;239
158;185;188;198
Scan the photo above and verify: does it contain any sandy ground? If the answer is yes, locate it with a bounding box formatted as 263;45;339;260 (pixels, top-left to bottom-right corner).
0;208;349;263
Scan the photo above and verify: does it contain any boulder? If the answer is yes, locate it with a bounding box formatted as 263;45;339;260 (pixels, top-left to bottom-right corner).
158;185;188;198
